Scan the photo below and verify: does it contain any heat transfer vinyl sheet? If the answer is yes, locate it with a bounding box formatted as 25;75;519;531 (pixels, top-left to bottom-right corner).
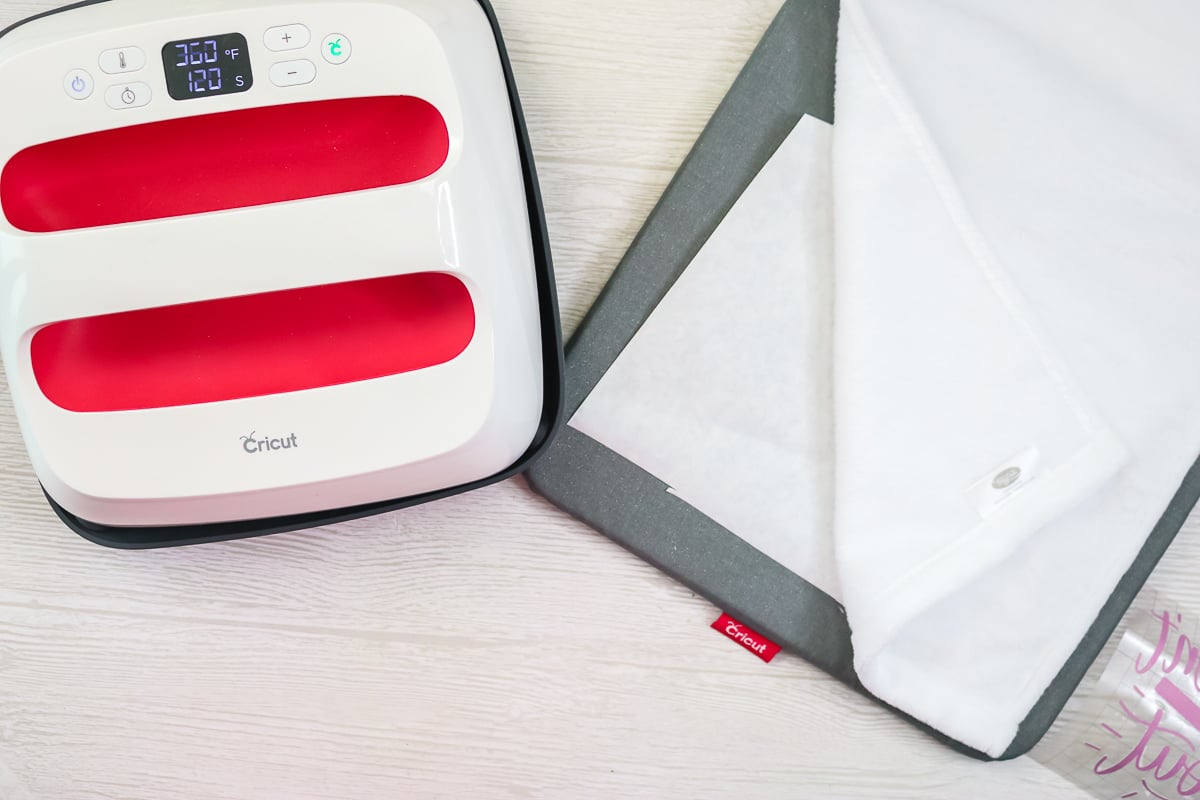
571;116;838;598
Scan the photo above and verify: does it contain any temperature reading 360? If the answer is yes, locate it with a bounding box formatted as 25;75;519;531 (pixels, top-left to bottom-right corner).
174;39;222;67
162;32;253;101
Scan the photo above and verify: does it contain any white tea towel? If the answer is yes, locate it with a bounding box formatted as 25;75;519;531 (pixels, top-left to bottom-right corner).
833;0;1200;755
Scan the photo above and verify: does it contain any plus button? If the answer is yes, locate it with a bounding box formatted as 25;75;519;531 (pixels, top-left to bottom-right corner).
266;25;312;53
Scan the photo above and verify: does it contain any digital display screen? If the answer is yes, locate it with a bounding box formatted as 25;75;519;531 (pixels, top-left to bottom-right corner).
162;32;253;101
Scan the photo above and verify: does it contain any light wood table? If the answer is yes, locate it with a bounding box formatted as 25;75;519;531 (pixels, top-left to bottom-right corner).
0;1;1191;797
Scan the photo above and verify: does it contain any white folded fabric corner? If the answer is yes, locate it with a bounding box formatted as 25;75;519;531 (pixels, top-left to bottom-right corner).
833;0;1200;755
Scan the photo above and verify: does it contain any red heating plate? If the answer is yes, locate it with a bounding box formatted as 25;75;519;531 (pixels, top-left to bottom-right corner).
0;96;450;232
31;273;476;413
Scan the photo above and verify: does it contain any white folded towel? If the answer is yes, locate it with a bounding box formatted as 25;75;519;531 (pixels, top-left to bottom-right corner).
833;0;1200;755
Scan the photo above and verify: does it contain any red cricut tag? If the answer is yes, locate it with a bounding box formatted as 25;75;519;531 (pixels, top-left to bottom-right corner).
712;614;781;663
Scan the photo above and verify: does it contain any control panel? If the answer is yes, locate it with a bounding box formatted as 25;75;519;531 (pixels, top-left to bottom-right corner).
62;22;354;111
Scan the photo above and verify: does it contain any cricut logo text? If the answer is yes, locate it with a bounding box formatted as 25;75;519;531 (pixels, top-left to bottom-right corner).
725;622;769;655
711;614;781;663
241;432;299;454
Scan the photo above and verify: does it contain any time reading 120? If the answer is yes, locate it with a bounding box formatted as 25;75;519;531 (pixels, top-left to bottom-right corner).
162;32;253;101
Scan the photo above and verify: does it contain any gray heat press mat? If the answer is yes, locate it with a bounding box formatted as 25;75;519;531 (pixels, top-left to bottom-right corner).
526;0;1200;761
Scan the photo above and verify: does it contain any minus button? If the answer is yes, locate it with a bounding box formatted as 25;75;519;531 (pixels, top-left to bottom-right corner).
269;59;316;88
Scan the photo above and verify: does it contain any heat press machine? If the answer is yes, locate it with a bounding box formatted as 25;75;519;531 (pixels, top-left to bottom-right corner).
0;0;563;548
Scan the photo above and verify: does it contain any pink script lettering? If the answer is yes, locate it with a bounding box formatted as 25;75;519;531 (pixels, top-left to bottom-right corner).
1137;611;1200;694
1093;700;1200;796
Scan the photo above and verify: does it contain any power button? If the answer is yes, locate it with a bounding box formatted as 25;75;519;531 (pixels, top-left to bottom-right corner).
63;68;94;100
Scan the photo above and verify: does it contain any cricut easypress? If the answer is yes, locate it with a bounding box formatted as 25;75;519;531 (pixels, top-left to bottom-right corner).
0;0;563;547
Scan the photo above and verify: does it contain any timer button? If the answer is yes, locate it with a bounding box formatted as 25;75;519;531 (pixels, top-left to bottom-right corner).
264;24;310;52
270;59;316;87
99;46;146;74
63;69;94;100
321;33;351;65
105;82;152;110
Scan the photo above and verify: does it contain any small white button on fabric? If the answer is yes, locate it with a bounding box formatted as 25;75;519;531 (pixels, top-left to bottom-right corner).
991;467;1022;490
63;68;94;100
265;24;311;52
967;447;1042;517
270;59;317;87
98;47;146;74
321;33;352;65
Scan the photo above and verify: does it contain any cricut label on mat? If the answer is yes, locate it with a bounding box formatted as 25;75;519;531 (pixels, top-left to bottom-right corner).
1034;588;1200;799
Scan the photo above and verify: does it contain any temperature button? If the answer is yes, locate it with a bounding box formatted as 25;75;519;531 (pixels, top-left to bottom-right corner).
265;24;310;52
99;46;146;74
269;59;316;87
105;82;152;110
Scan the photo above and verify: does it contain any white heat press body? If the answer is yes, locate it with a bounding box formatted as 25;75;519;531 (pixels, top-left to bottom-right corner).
0;0;562;547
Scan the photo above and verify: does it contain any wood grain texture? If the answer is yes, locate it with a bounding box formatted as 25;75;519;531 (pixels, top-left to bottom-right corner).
0;0;1186;797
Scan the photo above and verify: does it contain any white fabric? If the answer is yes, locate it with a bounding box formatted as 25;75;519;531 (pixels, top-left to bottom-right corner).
834;0;1200;755
571;118;840;598
572;0;1200;757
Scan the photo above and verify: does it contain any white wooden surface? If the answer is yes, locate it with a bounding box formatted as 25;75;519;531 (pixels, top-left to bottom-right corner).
0;1;1195;797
